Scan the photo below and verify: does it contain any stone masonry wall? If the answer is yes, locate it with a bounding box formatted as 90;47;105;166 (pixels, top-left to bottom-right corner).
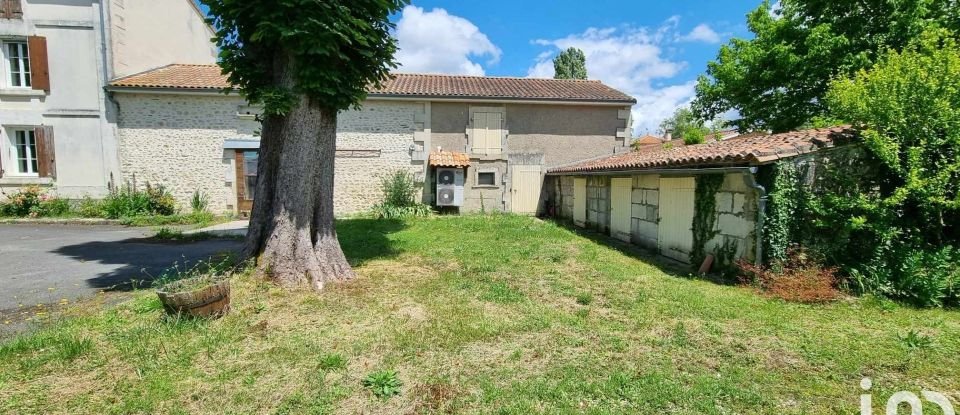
630;174;659;249
706;173;757;262
116;93;420;215
116;93;244;214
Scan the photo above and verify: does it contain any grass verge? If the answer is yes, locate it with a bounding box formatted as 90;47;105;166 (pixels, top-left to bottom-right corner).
1;215;957;414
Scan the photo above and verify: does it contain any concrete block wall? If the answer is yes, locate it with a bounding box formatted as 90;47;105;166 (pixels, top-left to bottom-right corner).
705;173;757;262
630;174;660;249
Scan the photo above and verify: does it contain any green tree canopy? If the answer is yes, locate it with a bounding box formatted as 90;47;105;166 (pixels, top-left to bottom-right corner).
553;47;588;80
693;0;959;133
659;107;709;145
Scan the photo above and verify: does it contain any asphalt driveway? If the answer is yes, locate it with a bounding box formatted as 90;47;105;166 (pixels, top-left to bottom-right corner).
0;224;242;313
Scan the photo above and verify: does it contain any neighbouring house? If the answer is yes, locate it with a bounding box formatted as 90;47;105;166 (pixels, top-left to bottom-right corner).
0;0;216;199
547;126;856;265
105;65;636;216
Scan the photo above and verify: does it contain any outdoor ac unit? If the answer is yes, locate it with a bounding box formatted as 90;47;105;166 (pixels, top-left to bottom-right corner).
436;167;464;207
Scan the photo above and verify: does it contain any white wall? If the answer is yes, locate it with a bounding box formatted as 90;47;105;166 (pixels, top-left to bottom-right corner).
107;0;217;78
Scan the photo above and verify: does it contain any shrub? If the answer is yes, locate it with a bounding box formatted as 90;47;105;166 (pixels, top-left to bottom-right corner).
738;248;841;304
370;170;431;219
102;183;176;218
191;190;210;213
76;196;107;218
0;186;70;218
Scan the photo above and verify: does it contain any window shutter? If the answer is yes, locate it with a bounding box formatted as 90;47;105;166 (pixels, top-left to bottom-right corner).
2;0;23;19
488;112;502;154
472;113;486;154
27;36;50;92
34;126;56;178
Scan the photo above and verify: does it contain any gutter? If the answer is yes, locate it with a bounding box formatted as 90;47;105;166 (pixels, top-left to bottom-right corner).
547;165;768;266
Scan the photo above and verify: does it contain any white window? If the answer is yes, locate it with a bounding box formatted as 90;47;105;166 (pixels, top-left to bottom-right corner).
8;129;38;175
4;41;30;88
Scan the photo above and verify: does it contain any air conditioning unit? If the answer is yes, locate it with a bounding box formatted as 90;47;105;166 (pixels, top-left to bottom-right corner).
436;167;464;207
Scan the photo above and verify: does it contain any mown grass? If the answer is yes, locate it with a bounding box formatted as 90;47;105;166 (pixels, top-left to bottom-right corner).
1;215;958;414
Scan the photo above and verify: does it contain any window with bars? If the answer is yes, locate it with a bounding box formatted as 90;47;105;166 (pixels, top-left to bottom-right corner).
5;41;30;87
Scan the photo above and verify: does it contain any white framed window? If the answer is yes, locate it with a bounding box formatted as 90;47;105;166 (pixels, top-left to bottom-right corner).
3;41;30;88
7;129;38;176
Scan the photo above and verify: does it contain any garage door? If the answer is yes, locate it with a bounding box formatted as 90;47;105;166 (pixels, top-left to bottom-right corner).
657;177;695;263
610;177;632;242
573;178;586;227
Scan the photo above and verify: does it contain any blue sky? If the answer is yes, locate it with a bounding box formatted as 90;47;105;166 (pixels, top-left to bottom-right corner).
198;1;765;133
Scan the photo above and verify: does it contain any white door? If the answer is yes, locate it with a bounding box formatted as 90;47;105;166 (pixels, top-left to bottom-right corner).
511;165;542;214
573;178;587;227
610;177;632;242
657;177;696;263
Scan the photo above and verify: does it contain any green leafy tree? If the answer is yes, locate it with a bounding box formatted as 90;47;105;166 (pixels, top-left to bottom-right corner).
813;29;960;306
659;107;709;145
202;0;406;289
693;0;959;133
553;47;588;80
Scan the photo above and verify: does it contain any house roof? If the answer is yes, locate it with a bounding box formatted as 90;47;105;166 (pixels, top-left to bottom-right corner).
108;64;637;104
428;151;470;168
549;126;855;174
633;134;662;145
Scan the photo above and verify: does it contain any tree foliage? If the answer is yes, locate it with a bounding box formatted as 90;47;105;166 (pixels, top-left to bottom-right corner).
553;47;588;80
693;0;959;133
659;107;709;145
203;0;406;115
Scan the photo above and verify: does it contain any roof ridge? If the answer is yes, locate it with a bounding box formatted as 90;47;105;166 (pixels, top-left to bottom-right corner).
390;72;602;83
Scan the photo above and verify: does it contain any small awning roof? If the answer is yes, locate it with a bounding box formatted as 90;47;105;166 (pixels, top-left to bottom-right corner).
428;151;470;168
224;139;260;149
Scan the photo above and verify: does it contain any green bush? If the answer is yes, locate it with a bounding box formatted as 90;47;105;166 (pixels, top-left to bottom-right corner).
370;170;431;219
76;196;107;218
102;184;177;219
0;186;70;218
191;190;210;213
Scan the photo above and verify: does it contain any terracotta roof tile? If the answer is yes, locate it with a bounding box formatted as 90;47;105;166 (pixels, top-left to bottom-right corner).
549;126;856;174
428;151;470;168
109;65;636;103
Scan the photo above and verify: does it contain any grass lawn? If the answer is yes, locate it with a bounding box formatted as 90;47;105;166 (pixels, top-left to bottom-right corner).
1;215;957;414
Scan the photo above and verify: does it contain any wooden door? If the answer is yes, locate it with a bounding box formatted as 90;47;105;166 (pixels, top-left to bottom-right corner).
657;177;696;263
573;178;587;227
610;177;632;242
510;164;542;214
235;150;258;216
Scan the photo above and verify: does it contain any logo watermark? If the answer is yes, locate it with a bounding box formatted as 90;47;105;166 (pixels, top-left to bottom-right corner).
860;377;956;415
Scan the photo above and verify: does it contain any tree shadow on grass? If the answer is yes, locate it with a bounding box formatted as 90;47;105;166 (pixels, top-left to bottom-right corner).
335;217;407;266
547;218;715;282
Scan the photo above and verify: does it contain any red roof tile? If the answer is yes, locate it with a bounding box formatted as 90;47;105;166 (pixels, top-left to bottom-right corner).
550;126;856;173
109;65;636;104
428;151;470;168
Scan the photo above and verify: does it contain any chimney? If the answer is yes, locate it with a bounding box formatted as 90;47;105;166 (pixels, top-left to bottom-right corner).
664;131;672;141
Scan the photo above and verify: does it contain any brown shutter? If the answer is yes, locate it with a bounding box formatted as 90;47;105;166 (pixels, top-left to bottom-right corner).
34;126;56;178
27;36;50;92
1;0;23;19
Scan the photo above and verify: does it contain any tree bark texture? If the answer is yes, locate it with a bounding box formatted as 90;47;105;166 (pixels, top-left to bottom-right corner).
242;52;354;290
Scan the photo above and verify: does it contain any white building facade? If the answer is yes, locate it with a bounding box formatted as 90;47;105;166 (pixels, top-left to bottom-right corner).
0;0;216;198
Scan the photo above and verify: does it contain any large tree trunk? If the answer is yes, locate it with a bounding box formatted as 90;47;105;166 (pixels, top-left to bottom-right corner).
242;53;354;290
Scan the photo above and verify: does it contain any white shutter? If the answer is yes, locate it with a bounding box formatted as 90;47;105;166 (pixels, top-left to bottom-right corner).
486;112;502;155
472;112;486;154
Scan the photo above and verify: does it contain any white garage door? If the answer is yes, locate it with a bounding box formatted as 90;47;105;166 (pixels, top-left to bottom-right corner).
657;177;695;263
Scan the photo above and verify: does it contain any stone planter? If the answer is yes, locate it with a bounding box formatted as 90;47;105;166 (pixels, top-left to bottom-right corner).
156;277;231;318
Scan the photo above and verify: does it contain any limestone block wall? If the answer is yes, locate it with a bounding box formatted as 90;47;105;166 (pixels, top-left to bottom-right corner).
630;174;660;249
705;173;757;262
557;176;574;219
115;93;245;214
586;176;610;233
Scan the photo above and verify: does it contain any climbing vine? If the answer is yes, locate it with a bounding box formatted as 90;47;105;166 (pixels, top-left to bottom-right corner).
763;162;802;269
691;174;725;268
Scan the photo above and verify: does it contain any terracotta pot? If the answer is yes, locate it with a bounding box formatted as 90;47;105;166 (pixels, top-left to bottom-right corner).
156;277;231;318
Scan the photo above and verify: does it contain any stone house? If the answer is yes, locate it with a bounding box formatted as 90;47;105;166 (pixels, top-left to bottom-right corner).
0;0;216;199
106;64;636;216
547;126;854;265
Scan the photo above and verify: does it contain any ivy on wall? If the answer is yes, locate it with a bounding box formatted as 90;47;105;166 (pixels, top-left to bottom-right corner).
691;174;725;267
763;162;801;269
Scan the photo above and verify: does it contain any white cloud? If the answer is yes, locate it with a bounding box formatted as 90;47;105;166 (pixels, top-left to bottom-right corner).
394;5;501;76
678;24;721;43
527;19;700;134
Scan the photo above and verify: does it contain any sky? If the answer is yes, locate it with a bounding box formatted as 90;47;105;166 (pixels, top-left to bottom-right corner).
197;1;764;134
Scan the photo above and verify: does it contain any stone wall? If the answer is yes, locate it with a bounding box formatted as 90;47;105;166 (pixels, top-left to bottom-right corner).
705;173;758;262
630;174;659;249
115;93;421;215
